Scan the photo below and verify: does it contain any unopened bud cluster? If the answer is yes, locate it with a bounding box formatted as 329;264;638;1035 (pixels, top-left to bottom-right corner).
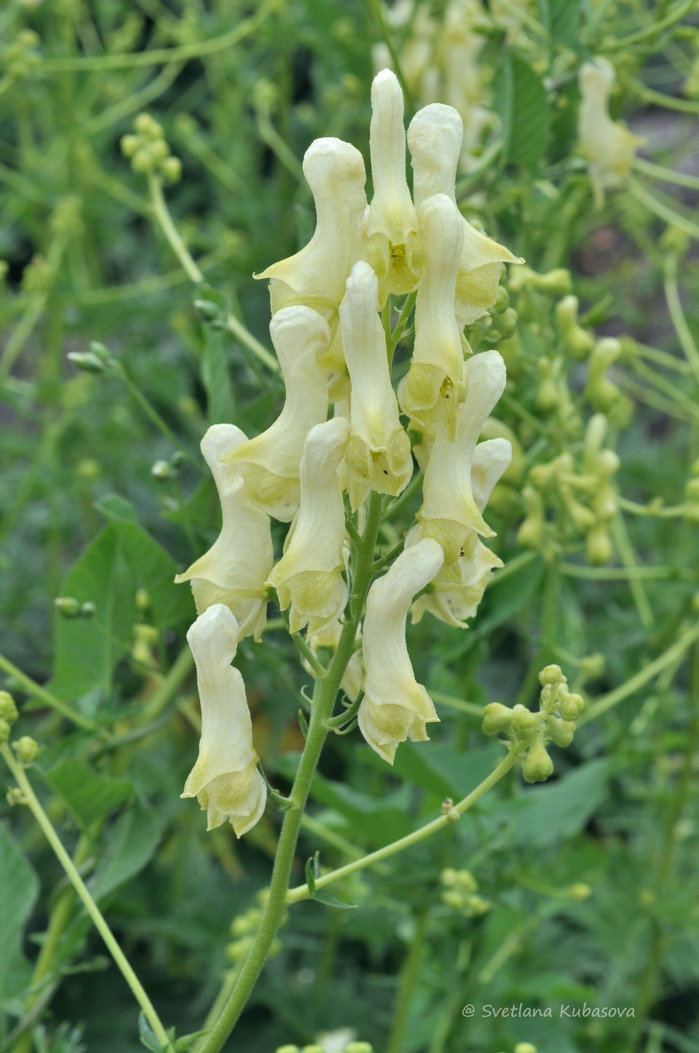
121;113;182;183
175;70;520;834
441;867;490;917
275;1044;372;1053
482;665;584;782
518;414;620;565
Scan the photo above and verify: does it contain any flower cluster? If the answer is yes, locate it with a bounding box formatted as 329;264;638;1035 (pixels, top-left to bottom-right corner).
482;664;584;782
177;69;518;830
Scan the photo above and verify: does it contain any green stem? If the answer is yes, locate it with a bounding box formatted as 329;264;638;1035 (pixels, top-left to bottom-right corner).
634;156;699;192
613;0;697;47
663;254;699;380
610;512;654;629
630;178;699;242
1;745;174;1052
41;0;284;72
148;173;204;283
387;908;430;1053
580;620;699;724
194;494;385;1053
0;653;97;732
286;752;518;905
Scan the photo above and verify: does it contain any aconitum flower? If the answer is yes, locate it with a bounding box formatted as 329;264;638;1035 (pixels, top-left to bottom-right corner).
578;58;644;206
267;417;350;636
398;193;466;437
181;605;266;836
411;437;512;627
412;350;507;562
358;539;444;763
255;137;368;319
339;260;413;509
225;305;330;521
174;424;273;641
408;103;522;326
363;68;420;301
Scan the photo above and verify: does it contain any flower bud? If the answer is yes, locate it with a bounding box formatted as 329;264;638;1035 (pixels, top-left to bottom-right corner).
0;692;18;724
482;702;514;735
13;736;40;763
522;739;554;783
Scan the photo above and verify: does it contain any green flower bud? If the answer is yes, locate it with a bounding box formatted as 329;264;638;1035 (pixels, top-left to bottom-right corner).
482;702;514;735
586;523;613;565
522;740;553;783
151;460;174;480
81;602;96;619
274;1046;300;1053
346;1044;373;1053
6;787;25;806
0;692;18;724
54;596;82;618
13;736;40;763
301;1046;324;1053
134;112;162;138
67;351;108;374
511;705;540;736
120;133;140;158
546;716;576;748
515;1044;538;1053
560;692;584;720
539;664;563;687
568;882;591;900
0;719;10;743
162;156;182;184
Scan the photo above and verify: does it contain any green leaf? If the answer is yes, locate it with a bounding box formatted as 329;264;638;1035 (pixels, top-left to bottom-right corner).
174;1029;211;1051
138;1012;174;1052
0;825;39;1011
493;53;550;169
538;0;580;45
310;890;358;910
47;512;192;702
44;759;132;828
48;527;136;701
507;759;611;848
201;323;236;425
90;800;162;900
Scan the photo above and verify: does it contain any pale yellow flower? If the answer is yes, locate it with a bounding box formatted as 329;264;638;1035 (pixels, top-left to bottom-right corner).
414;350;507;563
255;137;367;318
408;103;522;326
181;605;266;836
267;417;350;636
358;539;444;763
363;68;420;300
411;437;511;628
398;193;466;438
339;260;413;509
225;306;330;521
174;424;273;641
578;58;644;206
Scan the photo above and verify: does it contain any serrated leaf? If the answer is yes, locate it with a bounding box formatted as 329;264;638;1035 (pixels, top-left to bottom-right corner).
0;826;39;1013
90;800;162;900
538;0;580;45
493;53;550;169
44;759;132;828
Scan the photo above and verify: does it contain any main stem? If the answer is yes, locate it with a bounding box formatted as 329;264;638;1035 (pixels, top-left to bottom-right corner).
195;493;384;1053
